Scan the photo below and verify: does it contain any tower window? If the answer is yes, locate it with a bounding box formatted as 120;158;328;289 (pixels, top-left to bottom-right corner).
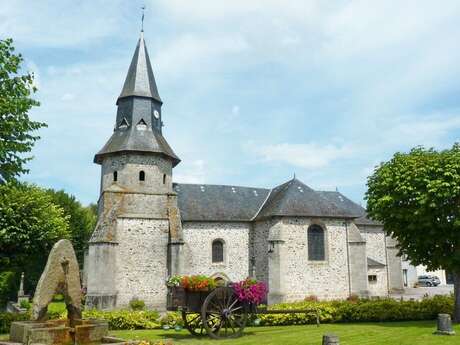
113;171;118;182
163;174;166;184
212;239;224;263
308;224;326;261
139;170;145;181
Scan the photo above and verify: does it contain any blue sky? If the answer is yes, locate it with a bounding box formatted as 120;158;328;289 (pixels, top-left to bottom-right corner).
2;0;460;206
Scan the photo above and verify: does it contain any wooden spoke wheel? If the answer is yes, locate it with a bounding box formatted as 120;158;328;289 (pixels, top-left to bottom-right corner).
181;310;206;336
201;286;248;339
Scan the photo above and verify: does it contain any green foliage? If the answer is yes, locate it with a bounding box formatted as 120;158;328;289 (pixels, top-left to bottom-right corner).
365;144;460;320
45;189;97;266
129;298;146;311
0;182;70;306
0;312;29;334
19;299;30;310
0;38;45;181
256;295;453;326
366;144;460;273
0;272;17;308
82;309;160;330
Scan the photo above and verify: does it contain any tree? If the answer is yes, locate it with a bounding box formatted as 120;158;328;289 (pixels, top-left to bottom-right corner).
0;38;45;181
0;182;70;305
45;189;97;267
366;144;460;321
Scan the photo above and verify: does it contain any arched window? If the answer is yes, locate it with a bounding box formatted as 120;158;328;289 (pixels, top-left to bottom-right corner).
308;225;325;261
139;170;145;181
113;171;118;182
212;240;224;263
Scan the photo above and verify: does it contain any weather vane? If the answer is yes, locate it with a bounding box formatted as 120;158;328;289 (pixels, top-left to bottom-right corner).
141;5;146;32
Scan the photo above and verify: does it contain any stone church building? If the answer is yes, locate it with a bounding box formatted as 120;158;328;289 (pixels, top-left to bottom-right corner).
84;32;403;310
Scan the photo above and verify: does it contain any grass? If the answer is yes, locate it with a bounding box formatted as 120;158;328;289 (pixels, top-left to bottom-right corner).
111;321;460;345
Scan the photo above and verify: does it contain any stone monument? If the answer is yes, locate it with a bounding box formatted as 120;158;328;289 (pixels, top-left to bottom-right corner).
2;239;130;345
434;313;455;336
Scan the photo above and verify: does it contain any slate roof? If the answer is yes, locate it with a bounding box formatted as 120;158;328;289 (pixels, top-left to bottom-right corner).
94;126;180;166
174;183;270;221
175;178;365;222
118;31;161;104
94;32;180;166
367;257;386;267
255;179;361;220
318;191;381;226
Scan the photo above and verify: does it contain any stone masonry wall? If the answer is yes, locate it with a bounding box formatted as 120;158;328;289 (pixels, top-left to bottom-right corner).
115;217;169;310
101;153;172;194
277;218;350;301
182;222;250;282
367;267;388;296
360;228;387;265
253;220;273;284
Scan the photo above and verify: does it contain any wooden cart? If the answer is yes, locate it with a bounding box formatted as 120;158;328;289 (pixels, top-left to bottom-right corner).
167;286;249;339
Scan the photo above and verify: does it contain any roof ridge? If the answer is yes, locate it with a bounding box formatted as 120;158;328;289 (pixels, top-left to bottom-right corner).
251;187;273;221
173;182;270;190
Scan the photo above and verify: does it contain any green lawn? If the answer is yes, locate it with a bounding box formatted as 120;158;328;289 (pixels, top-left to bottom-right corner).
111;321;460;345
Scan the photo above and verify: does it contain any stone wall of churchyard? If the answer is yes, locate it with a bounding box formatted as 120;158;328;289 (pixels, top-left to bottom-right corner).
182;222;251;282
115;217;169;310
367;267;388;296
277;217;350;301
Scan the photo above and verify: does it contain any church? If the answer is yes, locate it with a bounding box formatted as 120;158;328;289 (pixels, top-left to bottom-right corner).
84;32;404;311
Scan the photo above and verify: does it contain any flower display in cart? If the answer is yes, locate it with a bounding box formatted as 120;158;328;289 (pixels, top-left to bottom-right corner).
232;278;267;305
167;275;217;291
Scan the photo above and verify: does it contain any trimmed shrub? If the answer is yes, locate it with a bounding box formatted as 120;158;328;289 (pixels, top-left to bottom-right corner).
256;295;453;326
129;299;146;311
82;309;160;330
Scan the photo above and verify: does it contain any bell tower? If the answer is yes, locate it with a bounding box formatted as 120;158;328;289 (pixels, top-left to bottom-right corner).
85;31;184;310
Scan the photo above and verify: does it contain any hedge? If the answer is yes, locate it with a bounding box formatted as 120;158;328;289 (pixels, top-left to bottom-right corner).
256;295;454;326
0;295;453;333
82;310;161;330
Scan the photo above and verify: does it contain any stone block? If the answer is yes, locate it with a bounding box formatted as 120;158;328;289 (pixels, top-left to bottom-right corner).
434;314;455;335
322;333;340;345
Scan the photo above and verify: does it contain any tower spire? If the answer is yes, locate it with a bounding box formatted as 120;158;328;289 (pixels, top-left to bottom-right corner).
141;5;145;32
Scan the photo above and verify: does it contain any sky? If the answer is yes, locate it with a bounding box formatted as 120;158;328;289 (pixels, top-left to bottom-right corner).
1;0;460;206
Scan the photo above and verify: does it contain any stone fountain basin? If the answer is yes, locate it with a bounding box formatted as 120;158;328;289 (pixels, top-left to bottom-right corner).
3;319;131;345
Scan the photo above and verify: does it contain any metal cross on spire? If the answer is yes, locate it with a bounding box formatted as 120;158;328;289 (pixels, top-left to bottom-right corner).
141;5;145;32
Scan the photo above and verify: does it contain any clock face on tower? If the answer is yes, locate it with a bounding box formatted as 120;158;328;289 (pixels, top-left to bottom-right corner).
153;110;160;119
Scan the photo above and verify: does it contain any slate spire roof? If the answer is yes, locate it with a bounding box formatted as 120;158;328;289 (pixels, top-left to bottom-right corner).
117;31;162;104
94;32;180;166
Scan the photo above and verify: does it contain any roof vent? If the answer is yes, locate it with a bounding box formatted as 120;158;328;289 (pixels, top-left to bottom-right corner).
297;186;304;193
136;118;148;130
118;117;129;129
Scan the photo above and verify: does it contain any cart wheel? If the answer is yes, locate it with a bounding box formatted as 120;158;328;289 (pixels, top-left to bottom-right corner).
181;310;206;336
201;286;247;339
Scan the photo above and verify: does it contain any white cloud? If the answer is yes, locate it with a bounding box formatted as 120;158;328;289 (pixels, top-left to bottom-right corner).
174;160;207;184
0;0;127;47
249;142;354;169
61;93;75;101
